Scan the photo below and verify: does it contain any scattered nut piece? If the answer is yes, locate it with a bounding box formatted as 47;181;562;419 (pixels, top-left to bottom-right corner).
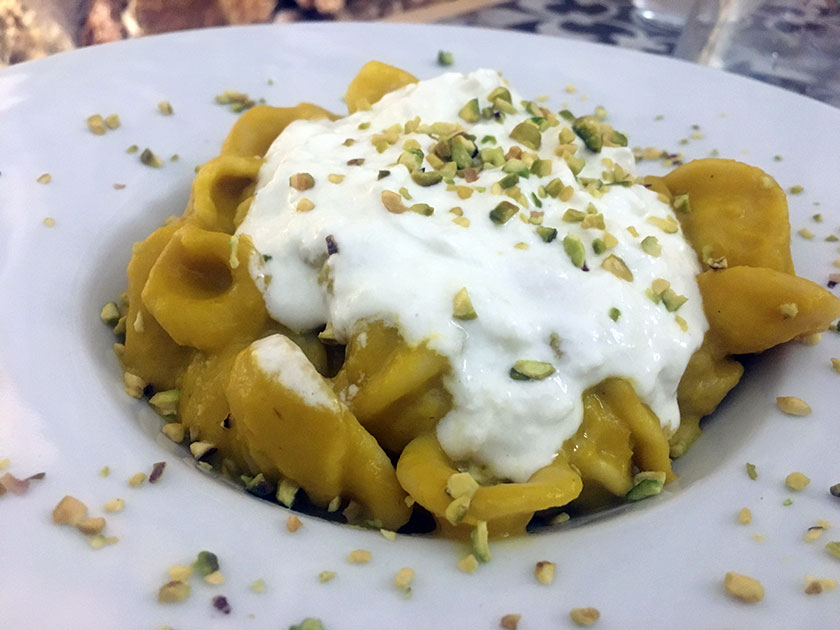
379;529;397;541
347;549;371;564
204;570;225;585
157;101;174;115
211;594;231;614
250;578;266;593
826;541;840;559
104;114;120;129
123;372;146;398
168;565;193;581
779;303;798;319
804;576;836;595
287;514;303;533
76;516;106;535
158;580;190;603
189;441;216;461
394;567;415;596
737;507;752;525
89;534;118;549
36;173;52;184
52;495;88;525
745;463;758;480
570;607;600;626
830;483;840;497
798;332;822;345
724;572;764;603
318;571;337;583
785;472;811;491
128;472;146;487
161;423;185;443
149;461;166;484
535;560;557;585
99;466;110;477
776;396;811;416
457;554;479;574
87;114;106;135
500;614;521;629
193;550;219;576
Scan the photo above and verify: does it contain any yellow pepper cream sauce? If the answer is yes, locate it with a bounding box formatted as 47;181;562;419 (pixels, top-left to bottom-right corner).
238;70;707;483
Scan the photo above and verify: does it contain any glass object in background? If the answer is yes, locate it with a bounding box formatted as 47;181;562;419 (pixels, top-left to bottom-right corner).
632;0;697;27
674;0;840;107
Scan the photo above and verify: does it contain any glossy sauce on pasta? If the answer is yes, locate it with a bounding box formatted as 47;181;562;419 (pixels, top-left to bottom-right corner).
237;70;707;482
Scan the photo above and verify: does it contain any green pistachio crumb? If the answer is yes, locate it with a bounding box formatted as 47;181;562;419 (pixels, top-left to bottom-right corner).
157;101;174;115
453;288;477;320
626;471;665;501
489;201;519;225
193;551;219;576
531;193;543;209
563;234;586;268
572;116;602;152
671;193;691;214
357;122;371;130
746;463;758;480
562;208;586;222
789;185;804;195
481;135;497;144
498;173;519;189
139;148;163;168
104;114;121;129
510;360;555;381
826;541;840;559
592;239;606;255
411;170;443;187
509;120;542;150
437;50;454;66
471;521;491;563
601;254;633;282
609;307;621;322
536;226;557;243
459;98;480;123
641;236;662;257
289;172;315;191
126;145;138;154
289;618;324;630
530;159;552;177
100;302;120;326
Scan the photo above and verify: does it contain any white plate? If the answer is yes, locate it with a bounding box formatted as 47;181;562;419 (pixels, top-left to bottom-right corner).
2;23;839;629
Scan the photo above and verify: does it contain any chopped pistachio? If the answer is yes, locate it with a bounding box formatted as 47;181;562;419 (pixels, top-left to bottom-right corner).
158;580;190;603
52;495;88;525
411;170;443;187
128;472;146;487
193;550;219;576
661;288;687;312
826;235;839;242
347;549;372;564
601;255;633;282
459;98;480;123
580;213;605;230
536;226;557;243
453;288;478;320
489;201;518;225
149;389;179;416
626;471;665;501
641;236;661;257
563;235;586;268
500;614;522;630
327;173;344;184
447;472;479;500
157;101;174;115
204;570;224;585
76;516;106;536
608;307;621;322
737;507;752;525
471;520;491;562
287;514;303;533
535;561;556;585
457;554;479;574
569;607;600;626
562;209;585;223
572;116;602;152
746;462;758;480
785;472;810;491
776;396;811;416
87;114;106;135
289;172;315;191
498;173;519;189
724;572;764;603
290;619;324;630
104;498;125;513
139;148;163;168
161;423;185;443
531;193;543;208
509;120;542;150
381;190;407;214
647;215;679;233
779;303;798;319
510;360;555;381
189;441;216;461
437;50;454;66
398;148;423;171
671;193;691;214
798;227;814;239
410;203;434;216
827;541;840;558
789;185;804;194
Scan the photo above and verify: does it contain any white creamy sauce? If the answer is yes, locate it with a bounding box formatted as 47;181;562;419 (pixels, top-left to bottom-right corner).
238;70;707;482
251;335;338;412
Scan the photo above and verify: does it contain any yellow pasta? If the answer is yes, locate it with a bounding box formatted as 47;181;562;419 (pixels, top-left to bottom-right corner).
112;62;840;539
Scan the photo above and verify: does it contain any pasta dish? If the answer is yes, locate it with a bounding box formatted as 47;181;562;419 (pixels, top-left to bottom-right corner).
107;62;840;539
